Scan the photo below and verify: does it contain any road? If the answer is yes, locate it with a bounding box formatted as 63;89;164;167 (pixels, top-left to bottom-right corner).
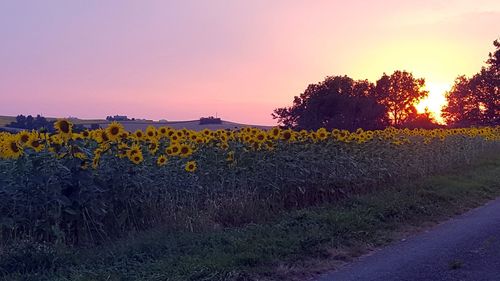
316;198;500;281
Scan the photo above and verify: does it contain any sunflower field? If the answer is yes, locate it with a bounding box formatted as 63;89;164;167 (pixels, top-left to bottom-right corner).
0;120;499;245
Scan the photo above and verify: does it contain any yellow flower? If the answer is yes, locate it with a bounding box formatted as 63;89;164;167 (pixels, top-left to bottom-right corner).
17;131;31;144
179;144;193;158
127;144;142;158
2;136;23;159
157;155;168;166
106;121;125;142
280;129;295;142
148;141;159;155
145;126;157;140
24;134;44;152
185;160;197;172
269;127;281;139
81;130;91;139
133;130;145;141
129;152;144;165
158;126;171;138
54;119;73;139
166;143;181;156
254;132;266;143
92;129;110;143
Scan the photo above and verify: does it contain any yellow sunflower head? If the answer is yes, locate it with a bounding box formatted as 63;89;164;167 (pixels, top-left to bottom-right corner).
166;143;181;156
27;135;44;152
54;119;73;136
157;155;168;166
179;144;193;158
130;153;144;165
185;160;197;172
106;121;125;141
145;126;157;140
2;136;23;159
17;131;31;144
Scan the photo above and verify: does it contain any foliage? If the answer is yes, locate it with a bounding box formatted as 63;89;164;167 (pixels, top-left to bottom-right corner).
443;39;500;126
0;120;499;247
2;156;500;281
6;115;54;132
272;76;388;130
374;70;428;127
273;71;431;130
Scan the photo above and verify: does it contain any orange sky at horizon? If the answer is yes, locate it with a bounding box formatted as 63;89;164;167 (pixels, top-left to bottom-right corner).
1;1;499;125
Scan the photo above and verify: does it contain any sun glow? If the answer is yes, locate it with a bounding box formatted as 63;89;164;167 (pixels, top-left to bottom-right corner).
415;82;450;124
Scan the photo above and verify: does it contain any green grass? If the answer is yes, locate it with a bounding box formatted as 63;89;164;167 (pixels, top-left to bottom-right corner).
2;156;500;281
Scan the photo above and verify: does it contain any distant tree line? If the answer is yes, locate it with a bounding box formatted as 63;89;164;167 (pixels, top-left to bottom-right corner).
6;115;55;132
6;115;86;132
273;39;499;130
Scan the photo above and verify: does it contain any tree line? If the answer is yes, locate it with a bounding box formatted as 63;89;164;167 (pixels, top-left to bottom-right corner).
273;39;499;130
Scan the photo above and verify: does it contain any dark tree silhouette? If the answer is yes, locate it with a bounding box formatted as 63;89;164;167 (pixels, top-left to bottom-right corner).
7;114;54;131
272;76;388;131
443;39;500;126
402;109;442;129
374;70;428;127
442;76;477;126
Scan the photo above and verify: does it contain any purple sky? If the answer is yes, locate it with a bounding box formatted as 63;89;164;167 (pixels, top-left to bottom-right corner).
1;0;499;125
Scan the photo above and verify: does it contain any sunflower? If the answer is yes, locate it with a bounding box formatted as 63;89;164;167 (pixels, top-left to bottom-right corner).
158;126;170;138
316;128;329;141
133;130;145;141
269;127;281;139
130;153;144;165
148;141;159;155
280;129;294;142
106;121;125;141
185;160;197;172
166;143;181;156
54;119;73;138
17;131;31;144
81;130;91;139
179;144;193;158
127;144;142;158
2;136;23;159
254;132;266;143
157;155;168;166
145;126;157;140
170;134;179;142
27;136;44;152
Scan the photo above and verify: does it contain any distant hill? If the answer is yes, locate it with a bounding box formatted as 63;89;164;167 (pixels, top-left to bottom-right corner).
0;116;272;131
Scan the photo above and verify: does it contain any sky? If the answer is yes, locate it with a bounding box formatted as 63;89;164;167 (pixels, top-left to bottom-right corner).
1;0;499;125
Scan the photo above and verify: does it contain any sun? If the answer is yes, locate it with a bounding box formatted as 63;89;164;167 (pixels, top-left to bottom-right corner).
415;82;450;124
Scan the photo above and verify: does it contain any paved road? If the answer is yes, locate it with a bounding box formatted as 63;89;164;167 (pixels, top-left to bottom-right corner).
317;198;500;281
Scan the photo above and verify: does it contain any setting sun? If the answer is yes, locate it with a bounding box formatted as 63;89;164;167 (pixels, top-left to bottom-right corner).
415;82;451;124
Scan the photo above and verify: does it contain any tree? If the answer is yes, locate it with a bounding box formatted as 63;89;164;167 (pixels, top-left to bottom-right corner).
402;109;442;129
272;76;388;131
442;76;477;126
7;114;54;131
374;70;428;127
443;39;500;126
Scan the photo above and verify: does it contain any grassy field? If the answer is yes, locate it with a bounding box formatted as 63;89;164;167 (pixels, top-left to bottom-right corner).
1;155;499;281
0;116;16;127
